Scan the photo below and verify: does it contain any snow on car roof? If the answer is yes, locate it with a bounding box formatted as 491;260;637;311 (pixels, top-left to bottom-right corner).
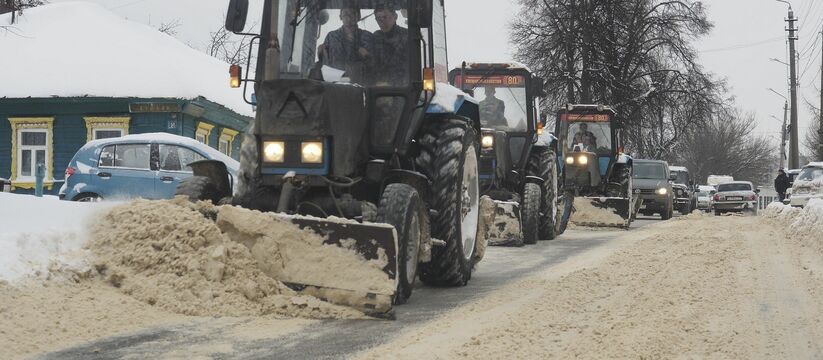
669;166;688;172
82;133;240;171
0;2;253;117
803;162;823;168
464;61;532;71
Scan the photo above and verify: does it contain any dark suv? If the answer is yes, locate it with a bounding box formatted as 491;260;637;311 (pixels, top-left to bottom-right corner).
632;159;675;220
669;166;696;214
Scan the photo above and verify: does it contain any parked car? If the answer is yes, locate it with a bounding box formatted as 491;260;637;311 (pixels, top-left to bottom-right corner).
669;165;696;214
783;168;802;204
632;159;675;220
713;181;759;215
695;185;716;212
59;133;239;201
788;162;823;208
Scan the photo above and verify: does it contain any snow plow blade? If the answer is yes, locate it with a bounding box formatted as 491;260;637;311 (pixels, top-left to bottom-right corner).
485;200;524;246
569;197;632;229
216;208;398;319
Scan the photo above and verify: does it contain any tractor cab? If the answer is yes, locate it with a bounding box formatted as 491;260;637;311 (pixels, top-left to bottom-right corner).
555;105;635;228
556;105;620;189
449;62;547;189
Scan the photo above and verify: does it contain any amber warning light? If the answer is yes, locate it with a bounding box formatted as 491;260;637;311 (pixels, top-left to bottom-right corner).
229;65;242;88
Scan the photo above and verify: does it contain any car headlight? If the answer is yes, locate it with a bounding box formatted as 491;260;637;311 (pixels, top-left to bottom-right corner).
657;188;668;195
481;135;494;149
565;156;575;165
301;141;324;164
577;155;588;165
263;141;285;163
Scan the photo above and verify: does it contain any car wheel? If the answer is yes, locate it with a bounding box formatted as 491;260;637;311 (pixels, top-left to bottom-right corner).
73;193;102;202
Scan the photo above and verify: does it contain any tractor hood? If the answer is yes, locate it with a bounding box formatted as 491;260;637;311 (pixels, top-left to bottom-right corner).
254;79;369;177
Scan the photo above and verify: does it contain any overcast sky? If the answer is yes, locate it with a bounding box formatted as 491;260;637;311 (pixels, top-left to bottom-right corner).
56;0;821;154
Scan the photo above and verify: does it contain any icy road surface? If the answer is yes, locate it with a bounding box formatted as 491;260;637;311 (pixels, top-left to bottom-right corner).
34;210;823;359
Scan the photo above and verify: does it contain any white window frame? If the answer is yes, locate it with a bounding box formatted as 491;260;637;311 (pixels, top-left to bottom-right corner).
84;117;130;142
93;128;125;140
8;117;54;190
17;129;48;182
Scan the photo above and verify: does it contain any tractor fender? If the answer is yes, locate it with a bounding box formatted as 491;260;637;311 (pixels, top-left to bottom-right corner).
617;153;633;165
525;175;545;185
384;169;432;201
535;132;557;148
187;159;234;198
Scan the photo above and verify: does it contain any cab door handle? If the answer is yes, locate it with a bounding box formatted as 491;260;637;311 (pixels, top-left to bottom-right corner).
160;176;175;182
98;172;111;178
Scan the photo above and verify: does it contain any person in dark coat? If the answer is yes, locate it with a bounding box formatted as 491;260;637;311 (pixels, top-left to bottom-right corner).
318;7;373;84
774;169;791;201
371;4;409;86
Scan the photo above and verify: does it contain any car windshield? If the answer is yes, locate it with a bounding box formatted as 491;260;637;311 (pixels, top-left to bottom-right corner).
633;163;666;180
275;0;410;87
672;171;689;185
717;183;752;192
696;191;709;197
796;167;823;182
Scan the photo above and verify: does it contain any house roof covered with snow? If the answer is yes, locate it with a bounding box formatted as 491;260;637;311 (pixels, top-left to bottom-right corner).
0;2;253;117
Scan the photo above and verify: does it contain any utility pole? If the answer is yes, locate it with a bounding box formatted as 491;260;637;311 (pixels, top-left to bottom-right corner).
783;4;800;168
783;102;789;168
819;24;823;161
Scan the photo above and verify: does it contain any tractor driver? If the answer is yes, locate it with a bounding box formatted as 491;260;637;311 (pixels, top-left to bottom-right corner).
572;123;598;150
371;4;409;86
479;86;507;128
318;6;373;84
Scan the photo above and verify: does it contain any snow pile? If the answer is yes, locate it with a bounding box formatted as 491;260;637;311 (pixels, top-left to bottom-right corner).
0;2;253;116
0;193;115;283
762;200;823;241
86;198;374;318
569;198;627;227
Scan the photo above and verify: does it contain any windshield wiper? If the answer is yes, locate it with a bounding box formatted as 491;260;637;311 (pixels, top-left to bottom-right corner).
287;0;304;63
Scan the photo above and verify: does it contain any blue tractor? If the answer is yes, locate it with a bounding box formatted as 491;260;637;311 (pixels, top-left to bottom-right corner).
177;0;485;316
555;105;636;229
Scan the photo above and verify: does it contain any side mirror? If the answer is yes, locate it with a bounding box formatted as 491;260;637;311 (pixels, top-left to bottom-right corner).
533;77;547;97
755;188;761;194
225;0;249;34
409;0;433;28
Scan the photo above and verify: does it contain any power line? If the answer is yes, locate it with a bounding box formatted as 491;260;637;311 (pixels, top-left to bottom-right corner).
698;36;785;53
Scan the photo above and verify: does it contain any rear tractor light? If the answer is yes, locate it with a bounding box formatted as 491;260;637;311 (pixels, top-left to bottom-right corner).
713;194;721;201
748;194;757;201
65;166;76;179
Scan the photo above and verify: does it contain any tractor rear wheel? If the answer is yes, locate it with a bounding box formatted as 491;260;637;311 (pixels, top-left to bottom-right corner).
416;118;480;287
377;183;426;304
521;182;541;244
527;147;558;240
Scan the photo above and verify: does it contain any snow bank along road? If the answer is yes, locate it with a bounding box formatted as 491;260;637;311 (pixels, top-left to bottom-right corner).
9;206;823;359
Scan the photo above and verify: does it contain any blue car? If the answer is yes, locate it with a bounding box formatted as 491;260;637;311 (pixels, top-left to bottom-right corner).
59;133;239;201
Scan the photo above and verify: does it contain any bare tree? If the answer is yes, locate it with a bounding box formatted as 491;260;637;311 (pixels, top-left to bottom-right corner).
674;109;776;184
511;0;725;155
157;18;181;37
2;0;46;23
205;18;250;65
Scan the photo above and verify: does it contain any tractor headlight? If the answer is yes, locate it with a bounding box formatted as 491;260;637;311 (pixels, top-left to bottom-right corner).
481;135;494;149
577;155;588;165
263;141;285;163
301;141;324;164
657;187;668;195
565;156;575;165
